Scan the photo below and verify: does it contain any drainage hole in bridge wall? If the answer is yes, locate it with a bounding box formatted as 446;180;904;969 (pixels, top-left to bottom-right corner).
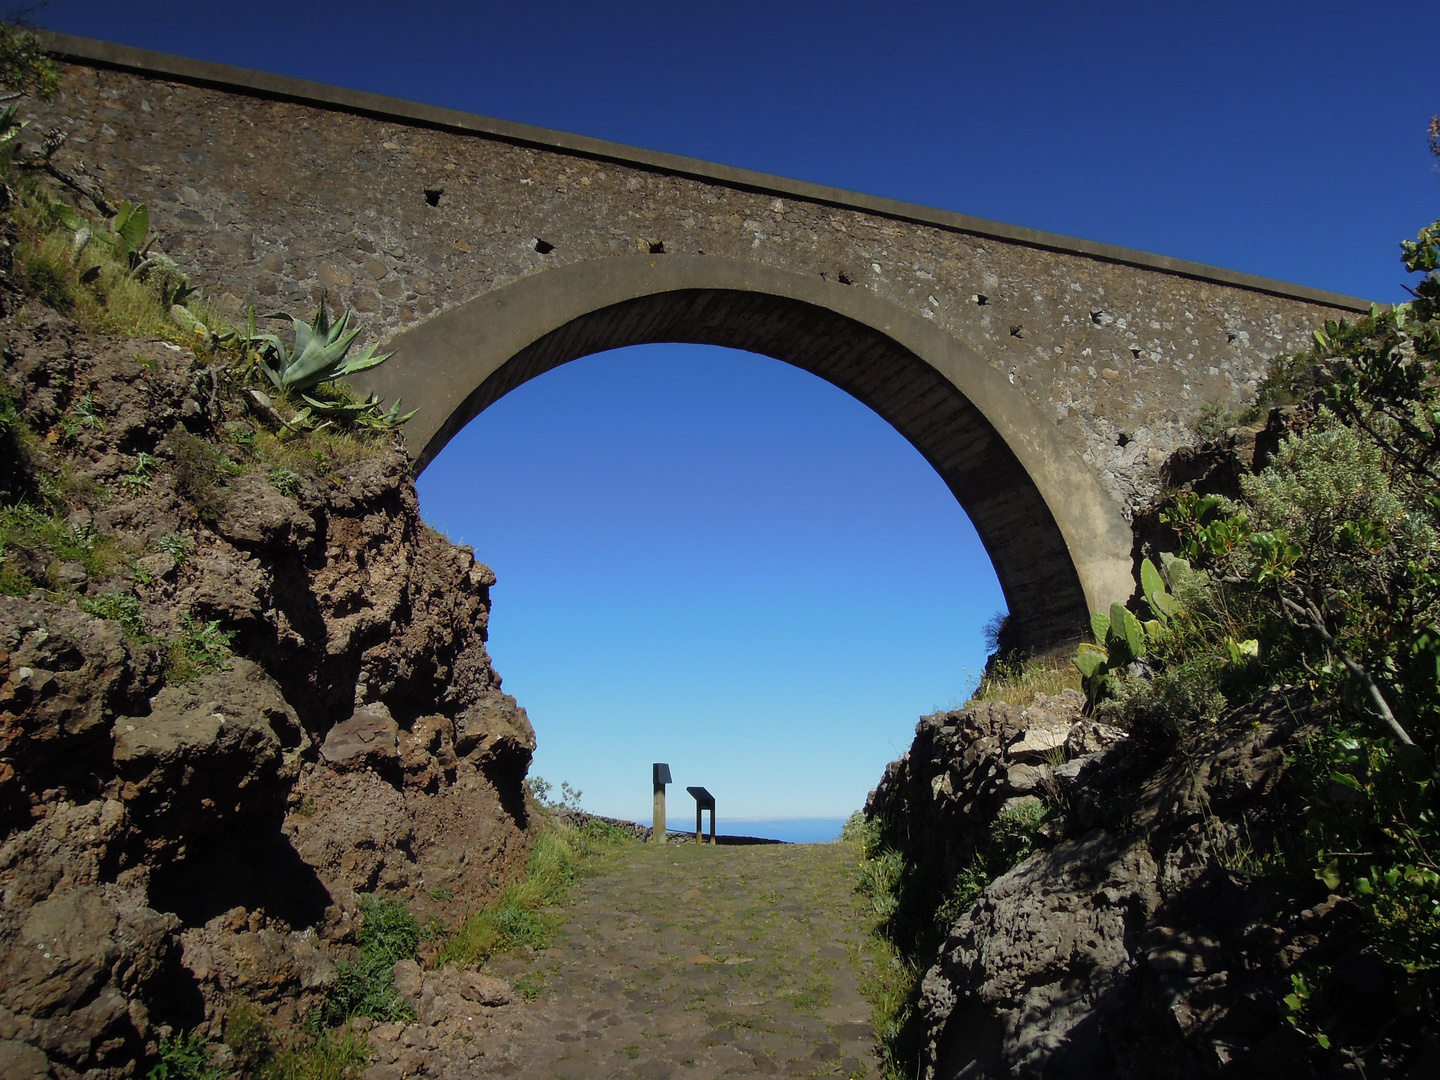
1009;324;1023;337
837;272;853;285
1116;432;1131;447
534;238;555;254
649;240;665;254
972;294;988;306
424;188;443;207
1130;347;1142;359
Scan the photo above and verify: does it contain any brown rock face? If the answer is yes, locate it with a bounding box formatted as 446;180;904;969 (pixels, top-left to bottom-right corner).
869;685;1400;1080
0;302;535;1076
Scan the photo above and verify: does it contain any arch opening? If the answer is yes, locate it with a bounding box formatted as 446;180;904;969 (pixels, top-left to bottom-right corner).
417;340;1006;825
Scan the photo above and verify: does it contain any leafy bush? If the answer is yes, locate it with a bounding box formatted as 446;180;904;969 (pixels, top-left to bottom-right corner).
155;532;193;564
167;431;241;523
145;1031;223;1080
79;591;146;638
166;615;236;682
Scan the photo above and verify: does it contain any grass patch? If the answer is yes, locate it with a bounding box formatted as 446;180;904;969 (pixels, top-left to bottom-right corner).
970;654;1081;707
164;615;236;682
79;591;147;638
0;503;124;594
220;1000;370;1080
441;817;632;967
262;1028;369;1080
14;228;194;343
320;894;421;1026
250;422;388;481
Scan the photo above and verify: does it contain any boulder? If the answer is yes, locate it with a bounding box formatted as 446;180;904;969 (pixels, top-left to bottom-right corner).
213;471;316;552
453;691;535;764
0;600;159;820
112;660;299;840
321;704;399;769
180;907;336;1015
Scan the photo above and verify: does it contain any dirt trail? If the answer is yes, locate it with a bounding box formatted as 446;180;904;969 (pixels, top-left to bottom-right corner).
481;840;883;1080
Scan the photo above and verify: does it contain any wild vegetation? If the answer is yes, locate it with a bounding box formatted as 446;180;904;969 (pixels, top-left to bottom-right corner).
0;21;414;673
0;25;433;1080
442;781;634;972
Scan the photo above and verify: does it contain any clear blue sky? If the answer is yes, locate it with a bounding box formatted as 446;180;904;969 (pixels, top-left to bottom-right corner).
36;1;1440;825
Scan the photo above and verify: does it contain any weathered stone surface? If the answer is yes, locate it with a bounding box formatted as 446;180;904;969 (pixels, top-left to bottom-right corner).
871;681;1395;1079
112;660;296;847
392;957;512;1026
0;600;159;824
923;831;1158;1079
212;470;316;552
180;906;336;1015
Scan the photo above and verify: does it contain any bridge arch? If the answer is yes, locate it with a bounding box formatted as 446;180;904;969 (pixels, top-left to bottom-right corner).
357;255;1133;650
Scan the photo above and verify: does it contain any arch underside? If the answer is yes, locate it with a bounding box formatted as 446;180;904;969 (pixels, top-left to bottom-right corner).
432;288;1090;651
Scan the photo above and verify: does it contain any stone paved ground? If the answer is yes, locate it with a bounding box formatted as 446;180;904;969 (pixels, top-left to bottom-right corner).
473;840;882;1080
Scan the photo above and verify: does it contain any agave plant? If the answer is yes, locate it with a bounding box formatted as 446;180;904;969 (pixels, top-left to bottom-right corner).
254;303;393;395
292;391;416;431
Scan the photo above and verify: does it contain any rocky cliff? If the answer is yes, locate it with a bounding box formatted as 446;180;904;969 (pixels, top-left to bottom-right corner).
867;688;1405;1079
0;299;535;1077
867;565;1438;1075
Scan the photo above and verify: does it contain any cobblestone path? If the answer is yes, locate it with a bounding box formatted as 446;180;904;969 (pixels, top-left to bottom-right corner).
481;840;883;1080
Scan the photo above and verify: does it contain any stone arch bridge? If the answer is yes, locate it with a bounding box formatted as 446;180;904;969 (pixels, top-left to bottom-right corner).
29;32;1368;650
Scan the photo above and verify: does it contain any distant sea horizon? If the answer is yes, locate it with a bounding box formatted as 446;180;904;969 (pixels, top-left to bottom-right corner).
638;816;851;844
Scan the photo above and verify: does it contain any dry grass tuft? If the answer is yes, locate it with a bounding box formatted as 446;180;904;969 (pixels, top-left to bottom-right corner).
969;654;1081;708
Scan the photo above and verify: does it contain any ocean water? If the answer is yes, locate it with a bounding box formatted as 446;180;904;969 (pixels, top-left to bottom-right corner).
649;817;851;844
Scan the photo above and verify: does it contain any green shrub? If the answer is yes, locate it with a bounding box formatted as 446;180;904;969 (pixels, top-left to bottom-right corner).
145;1031;223;1080
167;431;241;523
165;615;235;682
320;895;421;1026
79;591;146;638
155;532;193;564
1069;186;1440;1046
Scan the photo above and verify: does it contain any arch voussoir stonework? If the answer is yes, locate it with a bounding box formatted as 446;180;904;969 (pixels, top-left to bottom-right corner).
355;255;1135;650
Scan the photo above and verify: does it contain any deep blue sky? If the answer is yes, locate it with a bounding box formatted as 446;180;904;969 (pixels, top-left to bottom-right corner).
35;1;1440;823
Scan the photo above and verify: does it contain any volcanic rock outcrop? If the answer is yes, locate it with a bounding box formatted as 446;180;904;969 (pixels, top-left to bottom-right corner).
0;300;534;1076
869;687;1411;1078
